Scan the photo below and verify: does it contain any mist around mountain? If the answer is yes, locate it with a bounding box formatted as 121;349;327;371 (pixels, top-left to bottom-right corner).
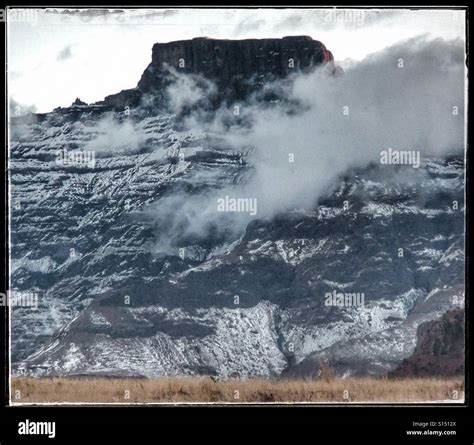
9;35;465;382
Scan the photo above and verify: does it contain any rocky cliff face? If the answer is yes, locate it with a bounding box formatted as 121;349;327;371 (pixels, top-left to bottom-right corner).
389;309;464;377
100;36;337;109
10;113;465;378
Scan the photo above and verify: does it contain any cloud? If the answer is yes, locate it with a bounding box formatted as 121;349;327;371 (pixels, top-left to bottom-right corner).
237;37;464;215
9;71;23;80
83;114;148;157
141;36;466;252
233;17;266;36
135;10;178;20
57;45;73;61
273;10;367;32
44;8;177;25
9;98;37;117
46;8;125;19
164;65;217;115
271;9;407;34
273;14;304;30
361;10;405;26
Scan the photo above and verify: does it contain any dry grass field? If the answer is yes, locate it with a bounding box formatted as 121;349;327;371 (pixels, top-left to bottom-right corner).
11;376;464;404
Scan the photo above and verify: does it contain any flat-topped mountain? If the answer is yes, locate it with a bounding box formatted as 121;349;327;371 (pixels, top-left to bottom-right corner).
100;36;337;109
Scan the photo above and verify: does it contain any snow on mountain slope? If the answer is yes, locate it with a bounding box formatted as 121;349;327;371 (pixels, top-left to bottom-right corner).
9;37;465;379
10;108;464;378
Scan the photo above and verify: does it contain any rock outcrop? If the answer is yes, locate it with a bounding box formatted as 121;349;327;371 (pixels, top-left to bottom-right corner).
71;98;88;107
390;308;464;377
99;36;336;109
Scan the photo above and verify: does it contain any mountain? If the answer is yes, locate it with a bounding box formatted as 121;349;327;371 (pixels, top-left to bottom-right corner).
10;36;465;379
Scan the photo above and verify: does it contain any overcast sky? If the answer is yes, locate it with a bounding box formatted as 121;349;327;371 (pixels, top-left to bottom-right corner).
7;8;466;113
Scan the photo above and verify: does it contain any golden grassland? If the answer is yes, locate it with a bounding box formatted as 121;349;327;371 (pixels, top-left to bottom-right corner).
10;376;464;404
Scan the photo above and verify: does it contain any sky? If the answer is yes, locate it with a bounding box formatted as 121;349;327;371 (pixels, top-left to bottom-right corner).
7;8;466;113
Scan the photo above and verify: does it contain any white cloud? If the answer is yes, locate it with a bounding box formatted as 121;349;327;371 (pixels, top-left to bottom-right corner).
164;65;217;115
144;36;465;251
